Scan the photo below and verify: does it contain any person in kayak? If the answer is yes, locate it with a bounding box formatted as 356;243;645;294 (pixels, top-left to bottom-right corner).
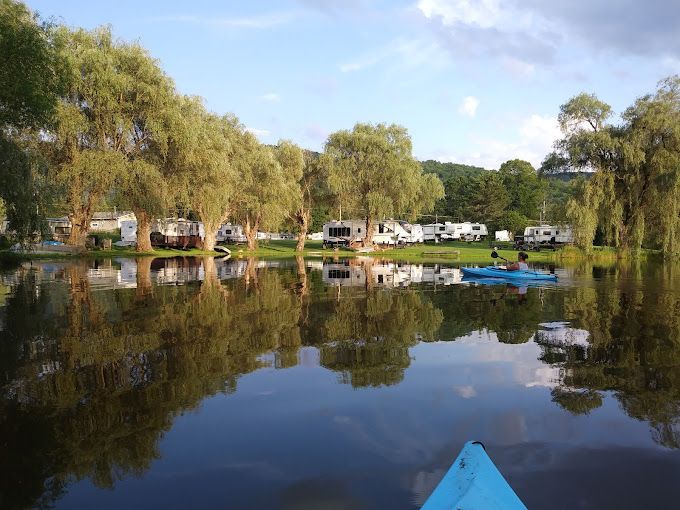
506;251;529;271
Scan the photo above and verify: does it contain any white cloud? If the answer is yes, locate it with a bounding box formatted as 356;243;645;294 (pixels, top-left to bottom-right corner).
155;11;299;30
258;92;281;102
245;127;271;138
423;114;560;169
417;0;501;28
458;96;479;117
340;38;448;73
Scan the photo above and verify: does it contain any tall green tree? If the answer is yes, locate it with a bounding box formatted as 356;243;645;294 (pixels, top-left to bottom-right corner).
0;0;65;242
290;151;327;251
232;140;300;250
180;102;241;252
547;77;680;254
498;159;545;220
323;123;444;245
41;26;179;246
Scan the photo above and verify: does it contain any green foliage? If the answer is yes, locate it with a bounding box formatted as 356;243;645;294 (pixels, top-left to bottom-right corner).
0;0;65;128
498;159;545;219
554;76;680;254
323;123;444;242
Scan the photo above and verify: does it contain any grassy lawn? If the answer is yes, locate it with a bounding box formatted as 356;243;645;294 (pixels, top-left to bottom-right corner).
0;239;633;265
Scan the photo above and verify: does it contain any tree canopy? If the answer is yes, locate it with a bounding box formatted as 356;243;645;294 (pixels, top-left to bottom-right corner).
547;77;680;254
323;123;444;244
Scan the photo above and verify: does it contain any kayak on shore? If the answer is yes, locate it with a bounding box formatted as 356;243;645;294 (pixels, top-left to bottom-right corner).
462;266;557;281
422;441;527;510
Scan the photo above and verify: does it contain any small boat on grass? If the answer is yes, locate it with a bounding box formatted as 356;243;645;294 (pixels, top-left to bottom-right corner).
422;441;527;509
462;266;557;281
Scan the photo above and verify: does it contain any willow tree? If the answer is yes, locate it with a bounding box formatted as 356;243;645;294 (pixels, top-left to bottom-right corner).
232;139;300;250
323;123;444;245
173;97;240;252
0;0;66;242
546;77;680;254
108;39;179;252
37;26;179;247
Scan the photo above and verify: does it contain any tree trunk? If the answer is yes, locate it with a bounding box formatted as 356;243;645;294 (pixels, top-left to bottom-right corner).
245;216;259;250
135;209;153;252
135;257;153;299
364;216;374;246
67;210;90;246
203;230;217;252
296;211;308;251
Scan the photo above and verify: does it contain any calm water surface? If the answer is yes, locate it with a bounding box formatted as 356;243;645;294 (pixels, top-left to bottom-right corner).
1;256;680;509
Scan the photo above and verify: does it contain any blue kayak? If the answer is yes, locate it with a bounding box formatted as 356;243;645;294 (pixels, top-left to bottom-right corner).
422;441;527;510
462;266;557;281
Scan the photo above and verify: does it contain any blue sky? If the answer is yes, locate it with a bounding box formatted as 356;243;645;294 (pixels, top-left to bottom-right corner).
26;0;680;169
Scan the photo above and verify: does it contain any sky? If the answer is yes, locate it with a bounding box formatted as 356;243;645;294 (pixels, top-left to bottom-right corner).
24;0;680;169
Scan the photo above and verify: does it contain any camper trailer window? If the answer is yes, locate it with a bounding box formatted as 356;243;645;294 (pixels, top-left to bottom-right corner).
226;229;231;235
535;230;539;234
556;230;560;235
439;226;445;231
329;227;350;237
473;226;481;231
543;230;551;235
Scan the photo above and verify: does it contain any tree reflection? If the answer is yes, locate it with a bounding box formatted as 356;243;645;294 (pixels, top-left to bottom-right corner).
543;261;680;448
319;289;443;387
0;257;303;508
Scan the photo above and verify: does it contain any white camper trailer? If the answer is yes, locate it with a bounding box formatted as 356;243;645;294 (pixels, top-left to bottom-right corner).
120;220;137;245
523;225;574;245
217;223;246;243
446;222;488;241
323;220;421;247
495;230;511;242
400;222;424;243
423;223;447;242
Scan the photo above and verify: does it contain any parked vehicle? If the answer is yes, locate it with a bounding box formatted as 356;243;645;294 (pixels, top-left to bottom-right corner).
423;223;447;242
322;219;422;247
217;223;246;243
523;225;574;245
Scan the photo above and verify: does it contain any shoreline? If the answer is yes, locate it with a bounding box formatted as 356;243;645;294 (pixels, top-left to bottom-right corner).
0;240;645;265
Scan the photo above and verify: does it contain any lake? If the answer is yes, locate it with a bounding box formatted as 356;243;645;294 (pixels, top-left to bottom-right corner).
1;256;680;509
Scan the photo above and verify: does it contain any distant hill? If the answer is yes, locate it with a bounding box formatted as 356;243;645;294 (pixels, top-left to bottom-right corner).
420;160;488;181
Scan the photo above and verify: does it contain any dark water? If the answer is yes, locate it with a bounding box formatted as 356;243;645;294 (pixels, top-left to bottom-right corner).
1;256;680;509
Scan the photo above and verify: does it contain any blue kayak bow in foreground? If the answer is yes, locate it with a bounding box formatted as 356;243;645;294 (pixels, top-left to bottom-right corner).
422;441;527;510
462;266;557;281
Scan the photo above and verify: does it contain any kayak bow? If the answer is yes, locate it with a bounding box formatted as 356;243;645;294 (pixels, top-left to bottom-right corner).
462;266;557;281
422;441;527;510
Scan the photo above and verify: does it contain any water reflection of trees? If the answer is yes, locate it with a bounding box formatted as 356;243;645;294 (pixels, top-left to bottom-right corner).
543;261;680;448
4;258;680;507
318;289;443;387
0;257;448;508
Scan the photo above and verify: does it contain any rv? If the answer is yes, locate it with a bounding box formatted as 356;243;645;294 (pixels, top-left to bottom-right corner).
120;220;137;245
399;222;424;244
523;225;574;245
323;220;420;247
217;223;246;243
151;218;205;249
423;223;447;243
89;211;136;232
495;230;511;242
444;222;488;241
